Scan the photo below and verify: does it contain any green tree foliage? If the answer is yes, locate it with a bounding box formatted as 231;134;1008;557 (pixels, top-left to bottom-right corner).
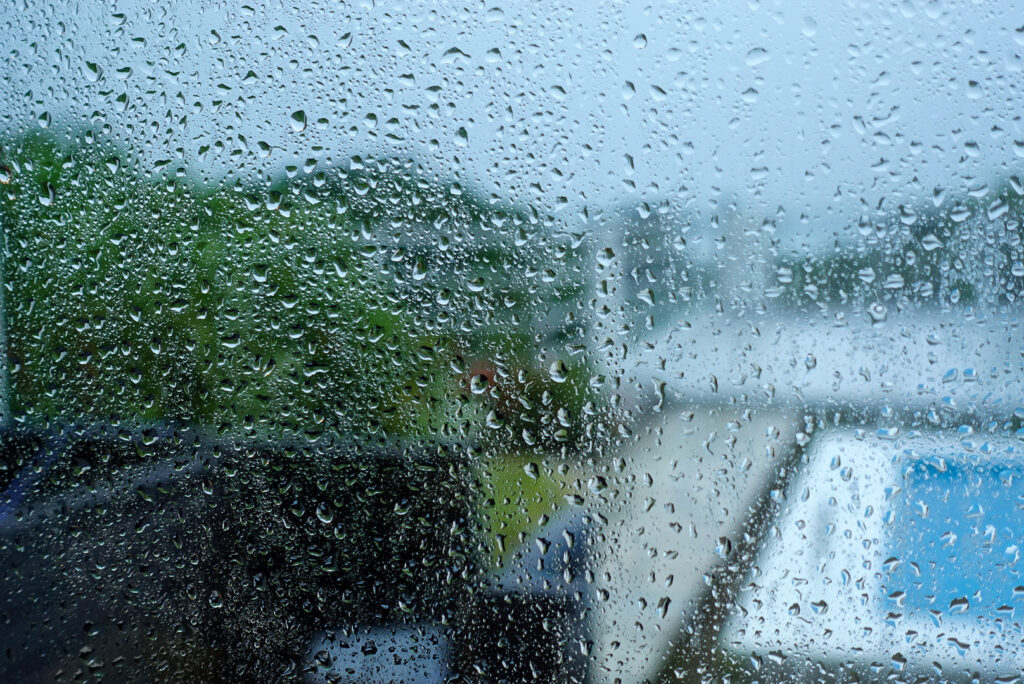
772;179;1024;309
0;127;600;452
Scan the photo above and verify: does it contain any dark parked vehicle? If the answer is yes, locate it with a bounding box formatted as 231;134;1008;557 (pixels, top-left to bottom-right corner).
0;421;589;682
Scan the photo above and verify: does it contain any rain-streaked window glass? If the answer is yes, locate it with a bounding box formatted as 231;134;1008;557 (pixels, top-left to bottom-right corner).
1;1;1023;681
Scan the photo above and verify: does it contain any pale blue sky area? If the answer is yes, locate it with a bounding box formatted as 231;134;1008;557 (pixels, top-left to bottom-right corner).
2;0;1021;249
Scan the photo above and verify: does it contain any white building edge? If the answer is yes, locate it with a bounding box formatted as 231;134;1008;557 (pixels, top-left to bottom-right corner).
574;304;1024;681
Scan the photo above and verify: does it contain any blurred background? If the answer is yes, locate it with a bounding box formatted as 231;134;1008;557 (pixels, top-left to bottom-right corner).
2;0;1024;681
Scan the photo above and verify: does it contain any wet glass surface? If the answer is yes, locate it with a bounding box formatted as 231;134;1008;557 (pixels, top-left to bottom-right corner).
2;1;1024;681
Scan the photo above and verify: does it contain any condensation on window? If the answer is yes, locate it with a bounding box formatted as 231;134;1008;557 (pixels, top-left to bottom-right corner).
1;1;1023;682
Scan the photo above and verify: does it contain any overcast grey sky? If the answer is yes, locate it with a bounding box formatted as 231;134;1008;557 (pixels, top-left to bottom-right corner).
3;0;1022;249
